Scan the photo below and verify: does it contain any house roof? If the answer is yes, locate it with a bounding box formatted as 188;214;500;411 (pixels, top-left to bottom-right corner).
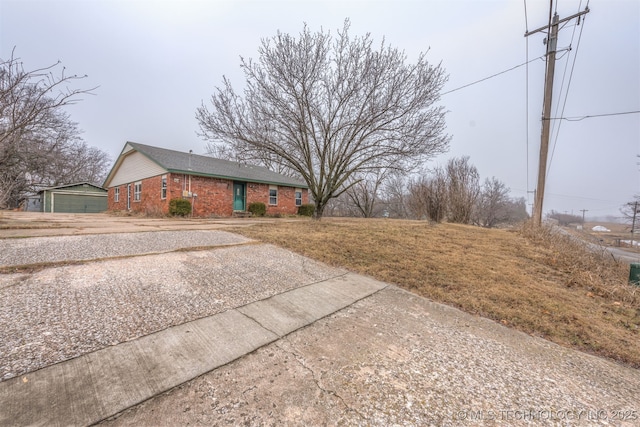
39;182;106;193
105;142;307;188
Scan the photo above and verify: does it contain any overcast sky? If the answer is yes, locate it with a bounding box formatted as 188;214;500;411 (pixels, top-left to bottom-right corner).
2;0;638;217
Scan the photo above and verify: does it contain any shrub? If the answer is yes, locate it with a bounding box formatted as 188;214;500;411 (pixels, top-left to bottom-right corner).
248;202;266;217
298;204;315;217
169;198;192;216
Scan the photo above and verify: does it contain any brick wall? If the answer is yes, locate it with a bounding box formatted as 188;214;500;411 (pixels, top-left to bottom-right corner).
108;175;171;215
107;173;308;217
246;184;307;215
189;175;234;217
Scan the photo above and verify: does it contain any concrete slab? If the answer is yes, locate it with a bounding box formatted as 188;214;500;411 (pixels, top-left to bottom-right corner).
0;212;282;239
0;310;277;426
0;275;385;426
238;273;387;336
0;230;252;268
100;286;640;427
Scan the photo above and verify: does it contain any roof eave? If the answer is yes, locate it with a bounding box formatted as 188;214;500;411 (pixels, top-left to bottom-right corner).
167;168;308;189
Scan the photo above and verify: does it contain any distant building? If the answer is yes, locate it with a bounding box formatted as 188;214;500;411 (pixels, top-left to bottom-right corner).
27;183;108;213
103;142;308;217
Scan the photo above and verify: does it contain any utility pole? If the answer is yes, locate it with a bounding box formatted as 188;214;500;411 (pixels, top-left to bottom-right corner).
526;6;590;226
580;209;588;228
631;201;638;248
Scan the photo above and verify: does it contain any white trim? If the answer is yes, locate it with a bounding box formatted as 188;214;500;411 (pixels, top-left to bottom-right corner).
295;188;302;206
49;190;107;197
269;185;278;206
133;181;142;202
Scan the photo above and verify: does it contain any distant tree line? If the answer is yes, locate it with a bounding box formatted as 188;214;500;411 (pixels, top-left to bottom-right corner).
0;50;110;209
547;211;583;226
324;156;529;228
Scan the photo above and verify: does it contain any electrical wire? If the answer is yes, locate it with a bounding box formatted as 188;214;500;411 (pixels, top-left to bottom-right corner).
547;0;584;173
524;0;530;201
440;55;545;96
547;0;586;177
547;110;640;121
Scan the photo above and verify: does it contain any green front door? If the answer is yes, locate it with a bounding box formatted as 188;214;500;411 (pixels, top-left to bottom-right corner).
233;182;245;211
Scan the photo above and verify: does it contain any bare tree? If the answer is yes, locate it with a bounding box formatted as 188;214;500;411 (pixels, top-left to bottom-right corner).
382;173;408;219
473;177;511;228
446;156;479;224
425;167;448;222
472;177;527;227
548;210;583;226
406;175;430;220
196;20;449;219
406;166;447;222
0;50;108;208
44;139;111;186
345;169;390;218
620;198;640;230
323;192;351;217
504;197;529;224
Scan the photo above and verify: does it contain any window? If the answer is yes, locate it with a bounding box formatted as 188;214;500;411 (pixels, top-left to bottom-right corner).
114;187;120;202
295;188;302;206
134;182;142;202
161;175;167;199
269;185;278;205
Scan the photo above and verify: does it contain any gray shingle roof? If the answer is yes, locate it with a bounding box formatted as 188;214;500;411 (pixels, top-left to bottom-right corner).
127;142;307;188
41;182;106;192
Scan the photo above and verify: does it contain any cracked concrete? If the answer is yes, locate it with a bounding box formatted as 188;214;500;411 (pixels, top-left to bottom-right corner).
101;285;640;426
277;340;369;422
2;214;639;426
0;271;386;426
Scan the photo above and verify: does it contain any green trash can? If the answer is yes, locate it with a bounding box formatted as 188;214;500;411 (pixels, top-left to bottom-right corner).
629;263;640;286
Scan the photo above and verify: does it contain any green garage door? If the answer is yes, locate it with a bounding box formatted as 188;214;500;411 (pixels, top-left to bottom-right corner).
52;194;107;213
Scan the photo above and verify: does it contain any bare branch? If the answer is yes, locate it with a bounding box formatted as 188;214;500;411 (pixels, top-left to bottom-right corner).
0;50;107;209
196;20;449;219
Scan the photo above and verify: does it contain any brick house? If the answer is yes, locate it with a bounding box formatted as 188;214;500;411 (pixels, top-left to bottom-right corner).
103;142;308;217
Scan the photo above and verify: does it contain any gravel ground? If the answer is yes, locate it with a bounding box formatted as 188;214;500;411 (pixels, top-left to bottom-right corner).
0;243;345;381
0;230;251;267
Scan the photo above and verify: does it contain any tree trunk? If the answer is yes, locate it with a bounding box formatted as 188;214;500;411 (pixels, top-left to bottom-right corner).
313;200;326;220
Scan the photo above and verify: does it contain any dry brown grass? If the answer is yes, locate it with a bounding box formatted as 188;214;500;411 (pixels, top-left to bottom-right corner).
231;217;640;368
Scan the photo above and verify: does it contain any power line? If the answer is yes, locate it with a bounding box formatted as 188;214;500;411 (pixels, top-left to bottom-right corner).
524;0;531;203
510;187;627;204
547;110;640;121
441;55;545;96
548;0;587;177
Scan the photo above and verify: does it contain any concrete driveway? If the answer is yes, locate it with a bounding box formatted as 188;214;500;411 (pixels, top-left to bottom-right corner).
0;211;273;239
0;213;639;426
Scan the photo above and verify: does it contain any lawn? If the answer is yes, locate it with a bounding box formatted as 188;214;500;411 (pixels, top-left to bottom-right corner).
231;217;640;368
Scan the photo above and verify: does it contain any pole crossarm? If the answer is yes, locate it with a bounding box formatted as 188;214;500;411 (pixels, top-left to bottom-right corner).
524;8;590;37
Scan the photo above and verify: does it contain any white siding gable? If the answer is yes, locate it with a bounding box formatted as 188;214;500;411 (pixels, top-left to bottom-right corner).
108;151;167;187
